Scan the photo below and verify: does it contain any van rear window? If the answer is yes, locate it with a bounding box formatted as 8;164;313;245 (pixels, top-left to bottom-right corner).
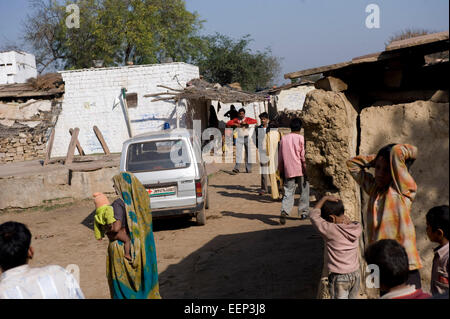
126;140;191;172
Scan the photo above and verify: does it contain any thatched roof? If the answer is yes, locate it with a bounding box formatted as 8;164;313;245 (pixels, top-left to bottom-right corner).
144;78;267;104
0;73;64;99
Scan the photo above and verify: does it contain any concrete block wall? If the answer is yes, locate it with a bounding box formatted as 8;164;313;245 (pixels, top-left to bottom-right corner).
52;63;199;157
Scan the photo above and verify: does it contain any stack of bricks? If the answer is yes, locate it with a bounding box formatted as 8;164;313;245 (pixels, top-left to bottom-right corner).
0;132;47;163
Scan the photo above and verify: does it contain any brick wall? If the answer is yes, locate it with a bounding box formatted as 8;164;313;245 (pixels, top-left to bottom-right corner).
52;63;199;157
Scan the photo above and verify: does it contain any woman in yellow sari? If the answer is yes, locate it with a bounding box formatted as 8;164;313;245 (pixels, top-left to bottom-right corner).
106;172;161;299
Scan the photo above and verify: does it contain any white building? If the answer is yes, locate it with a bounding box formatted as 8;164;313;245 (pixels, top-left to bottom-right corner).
0;51;37;84
51;62;199;157
268;82;315;112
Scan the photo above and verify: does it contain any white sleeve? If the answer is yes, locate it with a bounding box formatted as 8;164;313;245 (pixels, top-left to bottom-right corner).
64;269;85;299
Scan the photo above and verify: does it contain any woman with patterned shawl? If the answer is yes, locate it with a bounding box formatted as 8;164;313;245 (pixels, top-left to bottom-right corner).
106;172;161;299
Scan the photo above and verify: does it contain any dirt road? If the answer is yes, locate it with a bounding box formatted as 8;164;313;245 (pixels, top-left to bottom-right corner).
0;164;323;299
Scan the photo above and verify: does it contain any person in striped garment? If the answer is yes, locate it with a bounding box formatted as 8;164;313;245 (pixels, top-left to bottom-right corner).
347;143;423;289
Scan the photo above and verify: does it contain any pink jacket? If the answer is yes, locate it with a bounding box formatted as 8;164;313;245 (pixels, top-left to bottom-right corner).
278;133;306;179
309;208;362;274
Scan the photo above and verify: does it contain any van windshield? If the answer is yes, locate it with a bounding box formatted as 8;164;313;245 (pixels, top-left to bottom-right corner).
126;139;191;172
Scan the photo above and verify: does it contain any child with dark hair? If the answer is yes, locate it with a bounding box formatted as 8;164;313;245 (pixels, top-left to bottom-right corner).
426;205;449;296
309;195;362;299
347;143;423;289
364;239;431;299
0;222;84;299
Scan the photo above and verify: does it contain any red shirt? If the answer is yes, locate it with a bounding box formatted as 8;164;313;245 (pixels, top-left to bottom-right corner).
392;289;431;299
226;117;257;127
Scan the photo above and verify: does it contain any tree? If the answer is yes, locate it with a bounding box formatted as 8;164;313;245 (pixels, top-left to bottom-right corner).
196;33;281;92
22;0;205;72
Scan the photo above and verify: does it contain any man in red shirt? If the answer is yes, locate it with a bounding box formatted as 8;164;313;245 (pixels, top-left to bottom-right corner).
226;108;257;173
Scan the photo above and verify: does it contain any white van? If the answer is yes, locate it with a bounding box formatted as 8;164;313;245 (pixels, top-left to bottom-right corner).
119;128;209;225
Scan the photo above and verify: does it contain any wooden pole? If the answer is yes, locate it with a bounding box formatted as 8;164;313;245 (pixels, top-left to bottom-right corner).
65;127;80;165
121;88;133;138
176;99;180;129
93;126;110;155
69;128;85;156
43;128;55;165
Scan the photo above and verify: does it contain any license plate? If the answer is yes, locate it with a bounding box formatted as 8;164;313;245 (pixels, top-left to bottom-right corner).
147;186;177;197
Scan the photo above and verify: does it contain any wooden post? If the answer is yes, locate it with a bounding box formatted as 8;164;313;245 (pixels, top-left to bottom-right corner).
65;127;80;165
69;128;85;156
176;99;180;128
43;128;55;165
121;88;133;138
93;126;110;155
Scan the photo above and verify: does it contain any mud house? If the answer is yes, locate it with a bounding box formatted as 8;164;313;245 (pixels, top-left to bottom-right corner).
285;31;449;297
51;62;200;157
0;73;64;163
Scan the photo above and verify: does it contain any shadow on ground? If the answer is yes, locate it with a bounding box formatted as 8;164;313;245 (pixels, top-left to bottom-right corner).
221;211;286;226
81;209;200;232
159;225;323;299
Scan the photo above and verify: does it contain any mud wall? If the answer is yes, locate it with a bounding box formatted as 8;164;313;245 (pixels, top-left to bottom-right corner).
302;89;360;220
302;87;449;297
360;99;450;288
0;166;118;210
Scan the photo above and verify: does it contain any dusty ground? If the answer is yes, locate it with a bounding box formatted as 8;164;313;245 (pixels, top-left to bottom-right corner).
0;164;324;299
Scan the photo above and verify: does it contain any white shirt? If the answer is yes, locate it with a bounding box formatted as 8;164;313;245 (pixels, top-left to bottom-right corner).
0;265;85;299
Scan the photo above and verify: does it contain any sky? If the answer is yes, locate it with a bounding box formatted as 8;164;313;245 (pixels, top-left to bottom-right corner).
1;0;449;85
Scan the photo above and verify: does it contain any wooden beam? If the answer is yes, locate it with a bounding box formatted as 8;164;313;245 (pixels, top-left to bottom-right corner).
284;61;352;79
156;85;184;92
69;128;85;156
43;128;55;166
386;31;449;51
65;127;80;165
143;92;178;98
93;126;110;155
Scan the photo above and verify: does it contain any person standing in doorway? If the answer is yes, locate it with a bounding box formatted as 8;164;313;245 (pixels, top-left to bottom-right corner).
278;118;309;224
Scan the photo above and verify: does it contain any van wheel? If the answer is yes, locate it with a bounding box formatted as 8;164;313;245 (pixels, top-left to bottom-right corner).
196;205;206;226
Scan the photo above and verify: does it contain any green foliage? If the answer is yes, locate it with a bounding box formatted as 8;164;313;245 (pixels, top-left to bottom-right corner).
196;33;281;92
23;0;205;71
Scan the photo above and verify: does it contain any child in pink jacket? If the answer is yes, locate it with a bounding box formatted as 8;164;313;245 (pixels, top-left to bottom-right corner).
309;195;362;299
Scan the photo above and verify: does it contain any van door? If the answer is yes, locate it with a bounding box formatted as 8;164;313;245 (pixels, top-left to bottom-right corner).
124;138;197;210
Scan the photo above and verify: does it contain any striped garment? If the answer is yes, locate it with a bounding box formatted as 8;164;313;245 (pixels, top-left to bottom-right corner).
347;144;422;271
